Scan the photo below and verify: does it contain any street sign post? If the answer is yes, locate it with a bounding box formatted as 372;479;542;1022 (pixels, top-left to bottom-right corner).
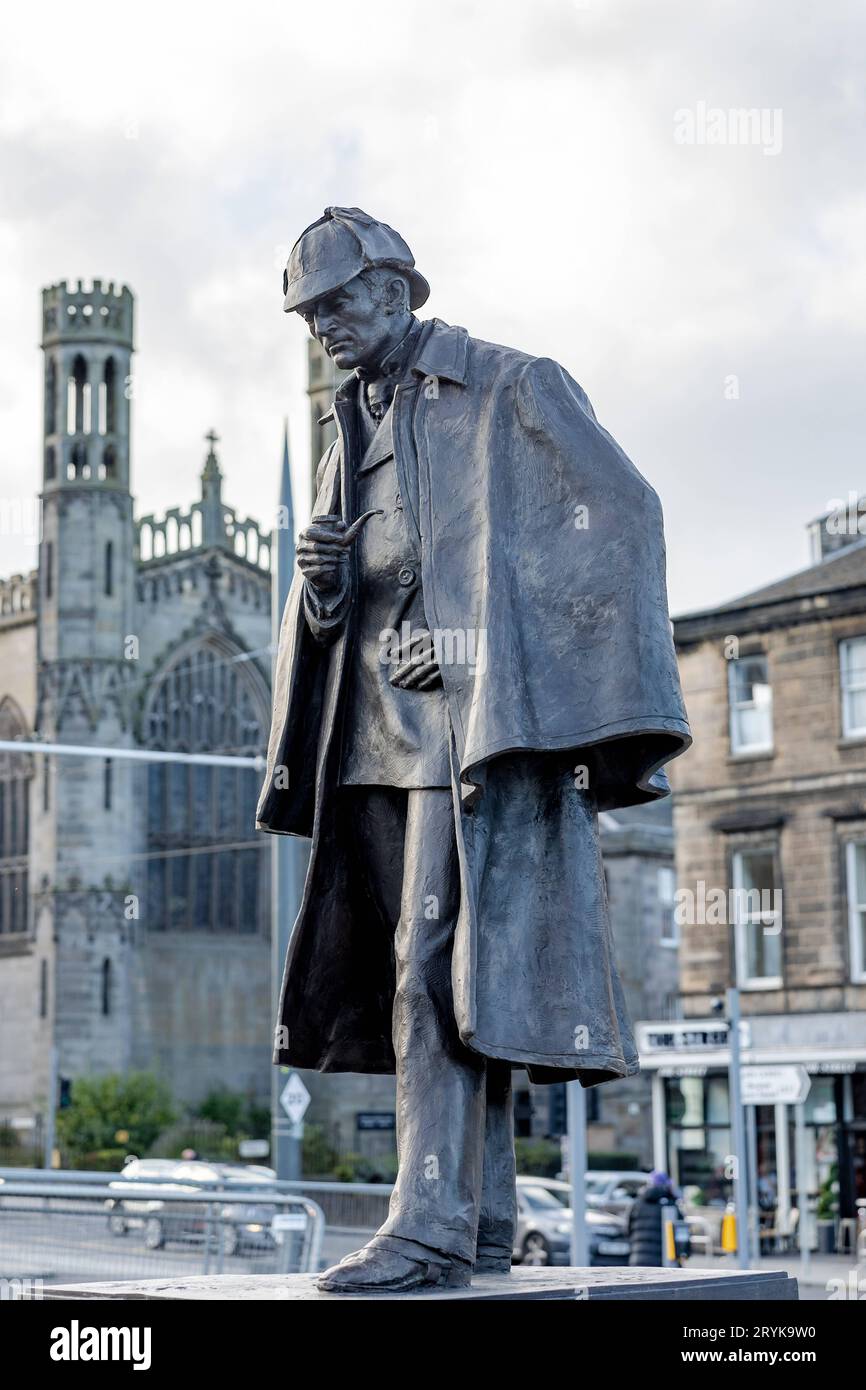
566;1079;588;1267
280;1072;311;1126
727;989;750;1271
740;1066;811;1106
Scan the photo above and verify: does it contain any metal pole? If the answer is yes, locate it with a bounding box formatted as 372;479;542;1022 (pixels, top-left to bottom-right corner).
0;739;264;768
270;423;307;1182
745;1100;760;1264
566;1079;588;1266
774;1102;791;1252
726;987;750;1269
795;1100;811;1284
43;1046;58;1170
651;1072;667;1173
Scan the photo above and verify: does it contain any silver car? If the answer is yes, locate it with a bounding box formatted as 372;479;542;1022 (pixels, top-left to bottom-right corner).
513;1177;630;1267
104;1158;278;1254
583;1170;652;1218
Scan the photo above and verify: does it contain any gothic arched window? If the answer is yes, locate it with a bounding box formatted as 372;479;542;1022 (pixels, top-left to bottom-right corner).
45;359;57;436
101;958;112;1016
44;541;53;599
142;640;269;935
0;697;33;936
103;357;117;435
68;442;87;480
67;355;88;435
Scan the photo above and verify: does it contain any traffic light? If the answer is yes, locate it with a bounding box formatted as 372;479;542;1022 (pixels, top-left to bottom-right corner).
58;1077;72;1109
548;1083;567;1137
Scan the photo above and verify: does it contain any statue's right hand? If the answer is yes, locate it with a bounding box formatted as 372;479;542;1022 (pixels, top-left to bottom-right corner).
297;511;382;594
297;514;350;594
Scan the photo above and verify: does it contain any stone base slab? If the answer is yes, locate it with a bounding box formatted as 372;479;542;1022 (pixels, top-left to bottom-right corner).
28;1266;798;1301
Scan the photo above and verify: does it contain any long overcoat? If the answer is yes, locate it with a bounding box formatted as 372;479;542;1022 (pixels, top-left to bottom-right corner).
257;318;691;1086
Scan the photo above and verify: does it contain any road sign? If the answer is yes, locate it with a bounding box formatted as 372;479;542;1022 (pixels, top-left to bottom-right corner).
740;1065;811;1106
280;1072;311;1125
271;1212;307;1232
238;1138;270;1158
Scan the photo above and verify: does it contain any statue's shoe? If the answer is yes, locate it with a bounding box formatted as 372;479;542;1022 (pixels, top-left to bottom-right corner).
317;1240;472;1294
473;1251;512;1274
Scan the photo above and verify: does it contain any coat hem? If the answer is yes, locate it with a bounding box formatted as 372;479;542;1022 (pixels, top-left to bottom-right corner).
462;1032;640;1078
460;716;691;788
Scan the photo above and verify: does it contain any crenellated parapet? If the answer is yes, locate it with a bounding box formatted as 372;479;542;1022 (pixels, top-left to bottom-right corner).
135;430;271;573
0;570;38;626
42;280;134;349
135;502;271;571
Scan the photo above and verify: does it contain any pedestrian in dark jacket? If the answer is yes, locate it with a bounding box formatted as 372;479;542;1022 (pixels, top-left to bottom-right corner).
628;1171;686;1266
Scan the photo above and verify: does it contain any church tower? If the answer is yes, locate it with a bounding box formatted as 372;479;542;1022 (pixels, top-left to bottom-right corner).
37;281;139;1080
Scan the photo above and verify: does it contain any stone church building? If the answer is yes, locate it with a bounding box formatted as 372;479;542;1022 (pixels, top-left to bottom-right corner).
0;280;274;1134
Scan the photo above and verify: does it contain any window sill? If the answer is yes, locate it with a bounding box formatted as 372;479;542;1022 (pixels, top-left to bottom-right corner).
838;735;866;750
727;748;775;764
736;978;782;992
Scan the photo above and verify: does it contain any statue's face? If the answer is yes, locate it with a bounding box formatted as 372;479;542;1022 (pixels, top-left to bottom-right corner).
300;275;394;371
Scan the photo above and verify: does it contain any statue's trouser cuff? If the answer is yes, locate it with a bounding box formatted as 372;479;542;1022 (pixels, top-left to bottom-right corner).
346;785;517;1267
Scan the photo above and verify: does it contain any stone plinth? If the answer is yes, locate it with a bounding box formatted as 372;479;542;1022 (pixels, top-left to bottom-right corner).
29;1266;797;1301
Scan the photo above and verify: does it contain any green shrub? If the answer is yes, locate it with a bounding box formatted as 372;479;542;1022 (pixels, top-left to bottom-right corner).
148;1118;235;1161
71;1148;128;1171
587;1151;640;1171
514;1138;562;1177
56;1072;175;1167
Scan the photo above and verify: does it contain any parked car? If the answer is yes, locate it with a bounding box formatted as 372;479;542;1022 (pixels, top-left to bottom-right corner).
583;1170;653;1218
513;1177;631;1267
104;1158;278;1254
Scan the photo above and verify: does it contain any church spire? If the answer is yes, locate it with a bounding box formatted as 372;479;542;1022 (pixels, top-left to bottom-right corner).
280;419;294;552
275;420;295;607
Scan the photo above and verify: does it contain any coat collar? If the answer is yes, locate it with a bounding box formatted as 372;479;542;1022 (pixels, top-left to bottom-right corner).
408;318;469;386
318;319;469;425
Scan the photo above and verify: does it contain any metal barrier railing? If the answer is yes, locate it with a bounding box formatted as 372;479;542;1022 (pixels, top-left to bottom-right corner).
0;1167;394;1234
0;1176;325;1287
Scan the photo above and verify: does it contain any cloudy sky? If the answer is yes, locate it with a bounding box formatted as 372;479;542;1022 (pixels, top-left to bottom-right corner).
1;0;863;615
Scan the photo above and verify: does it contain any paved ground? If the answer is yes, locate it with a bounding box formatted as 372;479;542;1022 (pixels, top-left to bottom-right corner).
7;1213;862;1299
693;1251;866;1301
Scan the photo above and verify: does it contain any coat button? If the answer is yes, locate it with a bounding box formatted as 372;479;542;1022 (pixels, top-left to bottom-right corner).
397;566;415;587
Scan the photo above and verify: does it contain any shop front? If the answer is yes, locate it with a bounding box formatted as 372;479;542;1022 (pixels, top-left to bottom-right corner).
638;1013;866;1242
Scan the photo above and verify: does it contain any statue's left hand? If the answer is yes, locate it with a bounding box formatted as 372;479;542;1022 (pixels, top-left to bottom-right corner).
388;631;442;690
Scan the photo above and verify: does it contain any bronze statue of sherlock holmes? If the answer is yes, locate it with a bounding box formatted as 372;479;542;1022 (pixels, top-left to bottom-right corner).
256;207;691;1292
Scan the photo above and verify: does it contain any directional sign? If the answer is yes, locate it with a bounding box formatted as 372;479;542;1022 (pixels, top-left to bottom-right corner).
740;1065;811;1106
271;1212;307;1232
238;1138;270;1159
279;1072;311;1125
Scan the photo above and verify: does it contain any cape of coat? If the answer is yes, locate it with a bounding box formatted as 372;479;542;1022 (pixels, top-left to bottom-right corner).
257;318;691;1086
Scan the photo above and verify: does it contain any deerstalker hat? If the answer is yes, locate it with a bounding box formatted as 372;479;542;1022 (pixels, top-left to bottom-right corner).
282;206;430;314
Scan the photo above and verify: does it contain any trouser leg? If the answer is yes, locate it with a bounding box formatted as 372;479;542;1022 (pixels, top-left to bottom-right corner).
476;1060;518;1260
376;786;487;1265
